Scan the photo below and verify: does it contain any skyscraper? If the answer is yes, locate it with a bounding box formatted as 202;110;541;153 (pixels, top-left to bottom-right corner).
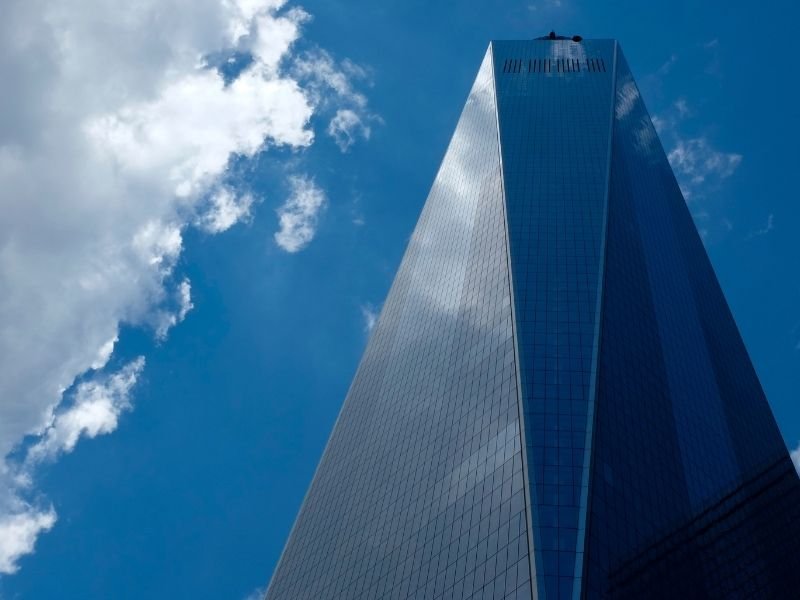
265;37;800;599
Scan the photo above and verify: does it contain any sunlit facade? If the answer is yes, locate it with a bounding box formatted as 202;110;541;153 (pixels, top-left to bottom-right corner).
265;38;800;599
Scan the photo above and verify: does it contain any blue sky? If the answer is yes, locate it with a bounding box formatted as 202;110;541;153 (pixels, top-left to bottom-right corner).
0;1;798;599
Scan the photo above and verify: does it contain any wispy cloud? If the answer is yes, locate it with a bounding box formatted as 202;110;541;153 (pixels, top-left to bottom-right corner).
242;585;267;600
328;109;371;152
640;55;678;101
657;54;678;76
291;48;380;153
360;303;379;333
528;0;563;10
673;97;691;118
703;38;723;77
349;193;366;226
293;48;369;109
746;213;775;240
0;0;374;573
274;175;327;252
667;137;742;197
652;97;742;202
651;98;687;135
155;278;195;341
644;48;742;244
791;443;800;475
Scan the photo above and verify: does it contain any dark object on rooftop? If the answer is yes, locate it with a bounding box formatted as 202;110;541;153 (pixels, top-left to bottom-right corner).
535;31;578;41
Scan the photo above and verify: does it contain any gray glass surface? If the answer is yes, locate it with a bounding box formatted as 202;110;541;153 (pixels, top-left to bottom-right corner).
265;49;532;600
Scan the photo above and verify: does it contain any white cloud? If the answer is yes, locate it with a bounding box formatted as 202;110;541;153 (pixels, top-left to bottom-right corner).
360;303;379;333
84;57;314;199
791;443;800;475
0;508;57;575
274;175;326;252
0;358;143;574
0;0;373;573
26;358;145;463
250;6;311;70
90;335;119;371
328;109;371;152
198;187;256;233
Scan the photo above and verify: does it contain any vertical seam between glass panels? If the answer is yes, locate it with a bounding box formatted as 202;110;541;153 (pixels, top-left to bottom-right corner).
571;39;618;600
490;40;540;600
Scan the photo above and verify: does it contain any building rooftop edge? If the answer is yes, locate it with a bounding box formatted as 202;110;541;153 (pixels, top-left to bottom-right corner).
489;38;617;43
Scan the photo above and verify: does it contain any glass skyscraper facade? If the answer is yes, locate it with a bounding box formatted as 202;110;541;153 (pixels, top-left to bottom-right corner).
265;38;800;599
